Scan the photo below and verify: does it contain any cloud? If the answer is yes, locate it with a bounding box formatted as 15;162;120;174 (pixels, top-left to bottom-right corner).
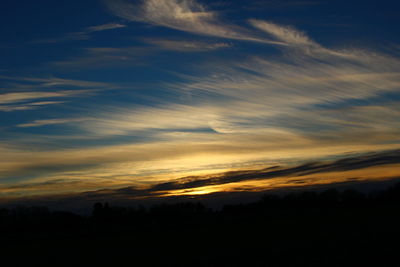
0;75;115;89
249;19;317;47
1;149;399;198
73;41;400;139
33;31;398;192
17;118;88;128
1;119;399;187
56;0;332;69
0;101;65;112
35;32;90;44
76;104;220;135
105;0;284;45
86;23;126;32
10;7;398;195
145;39;232;52
52;38;231;69
51;47;149;69
34;22;126;43
176;48;400;130
0;76;116;111
3;0;400;200
143;149;400;192
0;91;88;112
0;90;90;105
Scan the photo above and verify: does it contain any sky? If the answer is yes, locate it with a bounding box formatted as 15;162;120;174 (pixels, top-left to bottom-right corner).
0;0;400;202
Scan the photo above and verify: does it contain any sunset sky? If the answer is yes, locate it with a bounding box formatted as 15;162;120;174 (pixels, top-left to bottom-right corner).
1;0;400;201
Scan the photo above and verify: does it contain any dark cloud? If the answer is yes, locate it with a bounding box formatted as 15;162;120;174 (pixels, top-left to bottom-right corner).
1;149;399;211
139;149;400;192
50;149;398;202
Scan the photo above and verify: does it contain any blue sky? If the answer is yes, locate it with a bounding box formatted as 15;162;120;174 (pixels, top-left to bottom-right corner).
0;0;400;198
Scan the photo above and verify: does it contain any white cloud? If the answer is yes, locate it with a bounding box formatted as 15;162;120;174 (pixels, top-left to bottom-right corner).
68;42;400;148
0;101;65;112
0;90;90;105
0;76;120;111
86;23;126;32
249;19;316;47
105;0;284;45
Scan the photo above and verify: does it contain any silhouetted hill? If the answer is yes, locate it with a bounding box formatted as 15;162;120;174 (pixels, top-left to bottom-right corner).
1;183;400;266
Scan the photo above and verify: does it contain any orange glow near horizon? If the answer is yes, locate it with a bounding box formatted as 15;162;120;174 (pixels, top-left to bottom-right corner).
158;163;400;198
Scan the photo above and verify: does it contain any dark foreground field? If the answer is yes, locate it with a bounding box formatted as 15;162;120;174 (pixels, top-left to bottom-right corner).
1;184;400;267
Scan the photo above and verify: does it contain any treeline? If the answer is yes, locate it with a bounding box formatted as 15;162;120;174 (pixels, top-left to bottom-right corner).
1;183;400;266
1;183;400;227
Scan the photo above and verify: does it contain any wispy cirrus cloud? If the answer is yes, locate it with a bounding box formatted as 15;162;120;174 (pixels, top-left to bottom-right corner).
22;19;400;163
0;76;116;111
249;19;317;47
3;0;400;199
0;101;66;112
105;0;285;45
144;38;232;52
0;90;90;112
0;75;114;89
0;90;91;105
17;118;88;128
55;0;326;69
102;0;380;56
52;39;232;69
70;41;400;139
35;22;126;44
51;47;149;69
86;23;126;32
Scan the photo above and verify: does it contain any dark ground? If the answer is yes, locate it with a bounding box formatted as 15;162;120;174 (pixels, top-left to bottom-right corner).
1;184;400;267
